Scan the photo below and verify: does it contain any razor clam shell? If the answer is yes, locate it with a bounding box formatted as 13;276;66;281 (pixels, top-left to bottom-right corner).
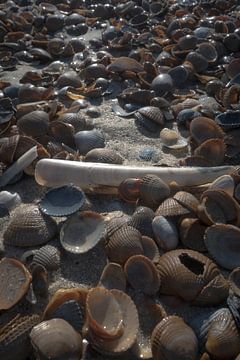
60;211;106;254
98;263;126;292
30;319;82;360
35;159;235;187
151;316;198;360
204;224;240;270
0;258;32;310
124;255;160;295
32;245;60;271
3;204;58;247
152;216;179;250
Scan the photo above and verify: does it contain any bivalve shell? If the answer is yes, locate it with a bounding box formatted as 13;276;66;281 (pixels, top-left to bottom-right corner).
190;117;224;146
74;130;105;155
32;245;60;271
139;174;170;207
180;218;207;252
152;216;179;250
17;110;49;138
85;148;124;164
98;263;126;292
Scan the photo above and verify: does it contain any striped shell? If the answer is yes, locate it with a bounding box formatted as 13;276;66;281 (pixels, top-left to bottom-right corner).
151;316;198;360
155;191;199;217
32;245;60;271
17;110;49;138
74;130;105;155
57;112;92;132
128;206;155;237
3;205;58;247
106;215;131;239
139;174;170;207
180;218;207;252
190;117;224;145
49;120;75;148
84;148;124;164
141;235;160;263
229;267;240;297
135;107;164;126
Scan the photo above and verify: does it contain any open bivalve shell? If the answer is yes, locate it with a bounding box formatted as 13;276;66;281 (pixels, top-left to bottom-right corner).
98;263;126;292
60;211;106;254
204;224;240;270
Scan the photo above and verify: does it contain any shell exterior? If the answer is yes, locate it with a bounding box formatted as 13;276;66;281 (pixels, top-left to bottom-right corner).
30;318;83;360
229;267;240;297
60;211;106;254
98;262;126;292
118;178;141;203
3;204;58;247
139;174;170;207
106;215;131;239
152;215;179;250
173;191;199;213
204;224;240;270
32;245;60;271
74;130;105;155
58;112;93;132
193;274;229;306
0;314;40;360
85;148;124;164
180;218;207;252
157;249;225;305
190;117;224;145
105;225;143;264
160;128;188;149
209;174;234;196
180;155;214;167
107;57;144;73
156;197;192;217
151;316;198;360
124;255;160;295
49;120;75;148
136;107;164;125
0;258;32;310
17;110;49;138
128;206;155;237
194;138;226;166
141;235;160;263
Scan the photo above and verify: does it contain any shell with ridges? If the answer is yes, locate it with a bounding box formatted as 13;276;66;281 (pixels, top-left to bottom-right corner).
32;245;60;271
209;174;234;196
180;218;207;252
17;110;49;138
84;148;124;164
173;191;199;214
128;206;155;237
139;174;170;207
141;236;160;263
74;130;105;155
194;138;226;166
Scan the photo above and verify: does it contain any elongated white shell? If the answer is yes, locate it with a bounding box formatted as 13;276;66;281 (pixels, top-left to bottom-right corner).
35;159;234;187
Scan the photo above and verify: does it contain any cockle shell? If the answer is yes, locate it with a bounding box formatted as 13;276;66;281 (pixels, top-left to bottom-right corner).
84;148;124;164
17;110;49;138
151;316;198;360
0;258;32;310
139;174;170;207
209;174;234;196
204;224;240;270
229;267;240;297
141;236;160;263
32;245;60;271
3;204;58;247
152;216;179;250
98;263;126;292
190;117;224;145
160;128;188;150
107;57;144;73
30;319;83;360
128;206;155;237
124;255;160;295
194;138;226;166
74;130;105;155
180;218;207;252
156;191;199;217
135;107;164;126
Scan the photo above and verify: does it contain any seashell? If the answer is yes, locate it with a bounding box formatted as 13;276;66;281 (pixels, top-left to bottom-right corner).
201;308;240;360
173;191;199;213
141;236;160;263
17;110;49;138
209;174;234;196
60;211;106;254
128;206;155;237
194;138;226;166
57;112;93;132
229;267;240;297
39;185;86;217
160;128;188;150
186;51;208;73
86;287;124;339
32;245;60;271
118;178;141;203
150;74;173;97
4;204;58;247
85;148;124;164
152;216;179;250
139;174;170;207
197;42;218;63
204;224;240;270
31;263;49;298
0;191;21;212
0;258;32;310
216;110;240;130
180;218;207;252
106;215;131;239
151;315;198;360
50;120;75;148
190;117;224;146
157;249;225;304
74;129;105;155
105;225;143;264
179;155;215;167
0;314;40;360
124;255;160;295
227;58;240;80
56;71;82;89
168;65;189;88
98;263;126;292
135;107;164;126
193;273;229;306
107;57;144;73
30;319;82;360
155;197;192;217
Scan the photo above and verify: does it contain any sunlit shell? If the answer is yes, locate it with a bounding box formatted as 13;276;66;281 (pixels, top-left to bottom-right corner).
139;174;170;207
118;178;141;203
135;107;165;126
86;287;124;339
152;216;179;250
128;206;155;237
17;110;49;138
151;316;198;360
160;128;188;149
107;57;144;73
85;148;124;164
194;138;226;166
39;185;86;217
209;174;234;196
0;190;21;212
57;112;93;132
204;224;240;270
155;197;191;217
98;263;126;292
229;267;240;297
190;117;224;145
32;245;60;271
74;129;105;155
105;225;143;264
0;258;32;310
30;319;82;360
124;255;160;295
106;215;131;239
141;236;160;263
180;218;207;252
60;211;106;254
49;120;75;148
3;204;58;247
0;314;40;360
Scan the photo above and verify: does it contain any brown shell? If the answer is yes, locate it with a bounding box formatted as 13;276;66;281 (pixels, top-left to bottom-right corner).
32;245;60;271
124;255;160;295
0;314;40;360
106;215;131;239
118;178;141;203
139;174;170;207
84;148;124;164
155;197;192;217
49;120;75;148
180;218;207;252
0;258;32;310
136;107;164;125
17;110;49;138
128;206;155;237
229;267;240;297
0;135;19;164
193;274;229;306
173;191;199;213
98;263;126;292
141;236;160;263
3;204;58;247
179;155;214;167
151;316;198;360
190;117;224;145
209;175;234;196
157;249;222;304
194;138;226;166
108;57;144;73
57;112;93;132
105;225;144;264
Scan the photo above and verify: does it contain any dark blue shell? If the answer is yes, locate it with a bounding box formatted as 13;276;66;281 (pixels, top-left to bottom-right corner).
215;111;240;130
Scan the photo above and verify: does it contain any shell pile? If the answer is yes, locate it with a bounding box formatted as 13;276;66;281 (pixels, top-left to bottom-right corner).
1;0;240;360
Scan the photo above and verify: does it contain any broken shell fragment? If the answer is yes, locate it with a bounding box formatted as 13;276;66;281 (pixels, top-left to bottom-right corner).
60;211;106;254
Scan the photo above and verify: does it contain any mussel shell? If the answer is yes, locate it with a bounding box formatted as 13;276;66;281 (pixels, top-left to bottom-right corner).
215;110;240;130
74;130;105;155
60;211;106;254
39;185;86;217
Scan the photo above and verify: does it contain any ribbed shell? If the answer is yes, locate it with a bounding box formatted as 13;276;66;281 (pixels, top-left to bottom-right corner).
128;206;155;237
57;112;91;132
32;245;60;271
124;255;160;295
0;314;40;360
105;225;143;264
193;274;229;306
135;107;164;125
118;178;141;203
49;120;75;148
173;191;199;213
141;236;160;263
3;204;58;247
155;197;191;217
84;148;124;164
74;130;105;155
157;249;220;303
180;218;207;252
194;138;226;166
17;110;49;138
190;117;224;145
151;316;198;360
139;174;170;207
106;216;131;239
